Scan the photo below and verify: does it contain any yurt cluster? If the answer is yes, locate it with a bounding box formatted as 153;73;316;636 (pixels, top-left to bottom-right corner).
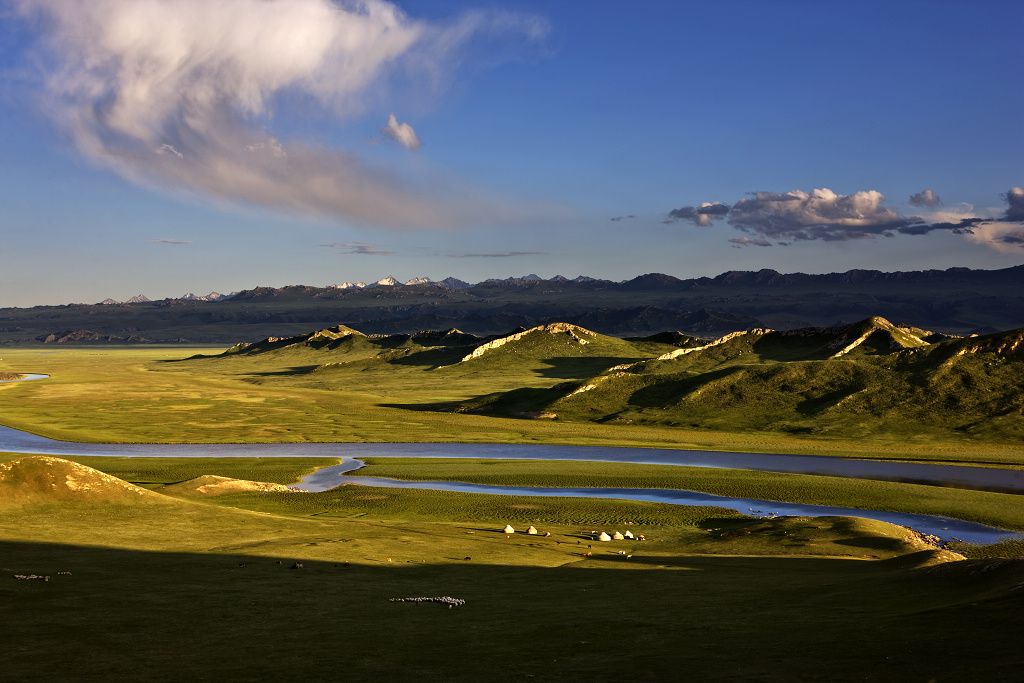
502;525;645;541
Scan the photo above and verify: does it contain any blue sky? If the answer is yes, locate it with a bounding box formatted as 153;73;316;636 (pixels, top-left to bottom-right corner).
1;0;1021;306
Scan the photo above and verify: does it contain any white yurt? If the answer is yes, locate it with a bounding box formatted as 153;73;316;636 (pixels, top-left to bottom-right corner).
598;532;612;541
503;524;515;534
526;526;538;535
612;531;625;540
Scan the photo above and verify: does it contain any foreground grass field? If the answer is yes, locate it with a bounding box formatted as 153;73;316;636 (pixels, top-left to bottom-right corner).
4;455;1023;682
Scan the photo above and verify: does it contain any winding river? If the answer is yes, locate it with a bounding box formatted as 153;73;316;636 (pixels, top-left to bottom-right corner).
2;370;1021;545
1;423;1020;545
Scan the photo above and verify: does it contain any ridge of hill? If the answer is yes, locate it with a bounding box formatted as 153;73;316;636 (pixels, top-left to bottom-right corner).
189;321;689;377
411;319;1024;440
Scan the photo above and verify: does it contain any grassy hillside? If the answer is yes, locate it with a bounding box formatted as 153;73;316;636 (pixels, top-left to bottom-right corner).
434;319;1024;442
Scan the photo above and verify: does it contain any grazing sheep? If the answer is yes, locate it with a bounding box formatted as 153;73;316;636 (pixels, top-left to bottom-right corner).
390;596;466;608
290;562;303;569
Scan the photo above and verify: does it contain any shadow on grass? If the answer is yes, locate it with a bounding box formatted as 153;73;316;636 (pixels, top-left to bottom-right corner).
246;365;321;377
531;356;649;379
4;539;1024;682
623;367;738;408
379;385;572;417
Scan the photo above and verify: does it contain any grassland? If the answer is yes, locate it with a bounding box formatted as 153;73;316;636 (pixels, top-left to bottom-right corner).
1;327;1023;467
2;330;1023;680
4;455;1023;682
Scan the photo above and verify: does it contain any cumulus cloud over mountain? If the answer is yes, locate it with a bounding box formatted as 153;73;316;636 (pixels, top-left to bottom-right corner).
14;0;550;228
667;186;1024;251
727;189;919;241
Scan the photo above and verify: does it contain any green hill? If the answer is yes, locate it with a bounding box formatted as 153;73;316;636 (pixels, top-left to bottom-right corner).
167;317;1024;441
452;320;1024;440
0;456;169;508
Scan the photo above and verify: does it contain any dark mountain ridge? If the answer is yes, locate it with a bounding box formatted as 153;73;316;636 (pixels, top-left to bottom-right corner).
2;264;1022;345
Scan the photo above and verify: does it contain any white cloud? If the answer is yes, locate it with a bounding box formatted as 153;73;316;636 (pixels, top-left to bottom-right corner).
727;188;919;241
963;222;1024;253
670;186;1024;252
15;0;550;228
381;113;421;150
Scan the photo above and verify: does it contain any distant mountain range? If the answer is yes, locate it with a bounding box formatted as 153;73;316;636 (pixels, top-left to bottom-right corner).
2;264;1022;345
98;274;582;302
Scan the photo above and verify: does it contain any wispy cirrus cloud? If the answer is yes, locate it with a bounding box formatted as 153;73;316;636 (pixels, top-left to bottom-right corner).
321;242;393;255
448;251;545;258
14;0;550;228
149;238;191;245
